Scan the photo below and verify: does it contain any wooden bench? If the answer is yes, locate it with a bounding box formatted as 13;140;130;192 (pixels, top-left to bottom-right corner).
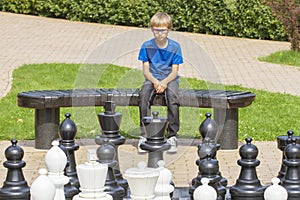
17;88;255;150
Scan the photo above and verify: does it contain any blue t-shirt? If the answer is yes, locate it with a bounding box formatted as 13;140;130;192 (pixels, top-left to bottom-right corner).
138;38;183;81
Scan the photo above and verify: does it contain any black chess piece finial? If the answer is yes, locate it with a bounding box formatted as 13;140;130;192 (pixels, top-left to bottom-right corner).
97;138;125;200
230;138;266;200
0;139;30;200
95;101;128;196
140;111;171;168
59;113;80;199
199;112;219;140
281;137;300;199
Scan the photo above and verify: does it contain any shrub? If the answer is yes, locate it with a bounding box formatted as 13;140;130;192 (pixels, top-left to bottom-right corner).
1;0;287;41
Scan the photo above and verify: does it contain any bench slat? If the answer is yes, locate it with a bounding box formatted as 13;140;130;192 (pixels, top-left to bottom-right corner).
17;88;255;109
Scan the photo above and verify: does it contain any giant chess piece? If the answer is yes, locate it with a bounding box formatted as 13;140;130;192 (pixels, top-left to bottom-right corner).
193;178;217;200
190;137;226;195
95;101;128;195
125;161;160;200
30;168;56;200
45;140;70;200
264;178;288;200
281;137;300;199
154;160;174;200
199;112;219;141
59;113;80;199
191;137;215;189
140;111;171;168
198;113;227;187
189;153;226;200
97;139;125;200
0;139;30;200
230;138;266;200
59;143;79;200
277;130;300;180
73;161;112;200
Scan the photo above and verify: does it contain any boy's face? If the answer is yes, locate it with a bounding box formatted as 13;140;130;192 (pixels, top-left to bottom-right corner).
151;26;169;42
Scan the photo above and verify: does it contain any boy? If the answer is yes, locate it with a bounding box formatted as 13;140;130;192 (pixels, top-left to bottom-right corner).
138;12;183;153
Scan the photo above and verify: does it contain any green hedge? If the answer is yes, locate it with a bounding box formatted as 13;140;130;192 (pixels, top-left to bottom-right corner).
1;0;286;40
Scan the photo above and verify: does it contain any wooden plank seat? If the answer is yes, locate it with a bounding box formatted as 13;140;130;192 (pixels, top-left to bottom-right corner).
17;88;255;150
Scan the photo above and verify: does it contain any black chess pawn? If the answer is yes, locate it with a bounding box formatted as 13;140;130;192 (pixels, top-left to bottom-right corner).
277;130;300;180
281;137;300;199
189;153;226;200
140;111;171;168
95;101;128;196
230;138;266;200
0;139;30;200
97;139;125;200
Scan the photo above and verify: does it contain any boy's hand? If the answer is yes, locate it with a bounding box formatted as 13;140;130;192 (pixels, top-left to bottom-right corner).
153;81;160;91
155;82;167;94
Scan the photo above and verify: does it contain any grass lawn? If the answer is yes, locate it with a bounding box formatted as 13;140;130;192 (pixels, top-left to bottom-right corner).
258;50;300;67
0;63;299;142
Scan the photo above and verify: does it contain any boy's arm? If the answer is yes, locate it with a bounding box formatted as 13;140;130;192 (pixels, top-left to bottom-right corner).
142;61;160;89
161;64;179;85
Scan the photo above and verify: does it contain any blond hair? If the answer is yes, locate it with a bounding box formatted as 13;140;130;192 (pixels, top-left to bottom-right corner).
150;12;173;29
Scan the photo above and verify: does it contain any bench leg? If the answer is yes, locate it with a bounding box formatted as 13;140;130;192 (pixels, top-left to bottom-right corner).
35;108;60;149
214;108;238;150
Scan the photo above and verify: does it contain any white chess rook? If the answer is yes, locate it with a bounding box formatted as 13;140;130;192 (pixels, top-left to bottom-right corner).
125;161;160;200
72;161;112;200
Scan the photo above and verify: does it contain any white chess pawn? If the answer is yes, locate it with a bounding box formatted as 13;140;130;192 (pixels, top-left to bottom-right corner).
154;160;174;200
45;140;69;200
30;168;56;200
73;161;112;200
193;178;217;200
125;161;160;200
264;178;288;200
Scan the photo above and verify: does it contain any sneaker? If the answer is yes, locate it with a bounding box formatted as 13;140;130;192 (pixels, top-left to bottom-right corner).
167;136;177;153
137;136;147;153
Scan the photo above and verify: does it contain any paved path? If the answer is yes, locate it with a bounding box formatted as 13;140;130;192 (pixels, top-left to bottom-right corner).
0;12;297;189
0;139;282;188
1;11;299;98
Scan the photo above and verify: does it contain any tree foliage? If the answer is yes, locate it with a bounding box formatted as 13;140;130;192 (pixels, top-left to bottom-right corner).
263;0;300;51
1;0;287;41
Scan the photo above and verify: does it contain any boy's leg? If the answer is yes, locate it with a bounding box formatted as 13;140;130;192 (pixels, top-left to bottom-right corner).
166;80;180;138
139;80;154;136
138;80;154;153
